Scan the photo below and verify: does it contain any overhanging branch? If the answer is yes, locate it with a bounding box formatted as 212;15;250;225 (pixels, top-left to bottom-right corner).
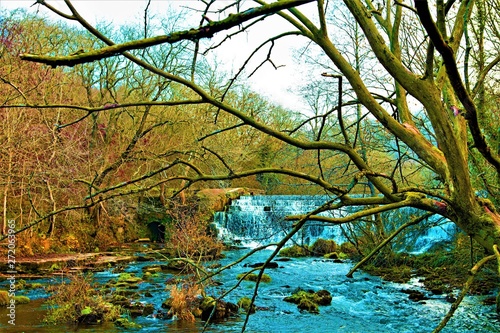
20;0;315;67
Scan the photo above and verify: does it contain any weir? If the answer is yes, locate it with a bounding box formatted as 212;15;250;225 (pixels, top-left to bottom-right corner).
213;195;458;252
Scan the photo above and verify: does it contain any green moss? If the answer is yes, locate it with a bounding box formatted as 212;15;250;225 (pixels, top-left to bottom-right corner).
278;245;310;257
297;298;319;313
27;283;44;290
14;296;30;304
284;289;332;313
199;296;216;312
236;273;271;283
237;297;256;314
117;273;135;281
114;317;142;329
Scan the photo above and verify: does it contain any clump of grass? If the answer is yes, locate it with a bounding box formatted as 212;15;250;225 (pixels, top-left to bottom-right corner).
0;291;9;306
166;283;203;322
44;274;122;325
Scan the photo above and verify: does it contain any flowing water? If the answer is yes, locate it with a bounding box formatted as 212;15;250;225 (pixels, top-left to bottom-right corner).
0;248;498;332
213;195;457;253
0;195;498;332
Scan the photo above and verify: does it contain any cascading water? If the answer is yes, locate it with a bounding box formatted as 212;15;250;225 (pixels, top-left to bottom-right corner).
213;195;348;247
213;195;458;251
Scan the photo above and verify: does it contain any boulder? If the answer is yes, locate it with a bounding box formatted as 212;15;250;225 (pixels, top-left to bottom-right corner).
200;296;238;321
284;288;332;313
244;262;279;269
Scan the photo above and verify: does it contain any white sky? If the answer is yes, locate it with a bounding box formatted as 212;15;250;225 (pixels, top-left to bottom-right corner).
0;0;314;111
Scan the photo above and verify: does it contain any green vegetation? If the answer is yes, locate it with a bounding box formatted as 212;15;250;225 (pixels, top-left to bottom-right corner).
1;1;500;331
0;291;30;306
278;245;310;257
284;289;332;314
44;275;122;325
236;273;272;283
279;240;350;259
362;234;499;295
310;239;337;256
237;297;256;314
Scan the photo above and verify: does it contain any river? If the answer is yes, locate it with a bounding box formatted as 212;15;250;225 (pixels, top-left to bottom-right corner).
0;248;499;332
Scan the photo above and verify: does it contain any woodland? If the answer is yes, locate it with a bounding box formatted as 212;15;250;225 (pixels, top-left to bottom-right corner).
1;0;500;332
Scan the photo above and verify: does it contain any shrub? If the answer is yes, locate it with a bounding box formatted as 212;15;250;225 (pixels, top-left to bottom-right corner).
310;239;337;256
278;244;310;257
168;199;224;263
0;291;9;306
167;283;202;322
44;274;122;325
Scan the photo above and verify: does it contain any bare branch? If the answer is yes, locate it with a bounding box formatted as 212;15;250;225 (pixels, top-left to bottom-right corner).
347;212;433;277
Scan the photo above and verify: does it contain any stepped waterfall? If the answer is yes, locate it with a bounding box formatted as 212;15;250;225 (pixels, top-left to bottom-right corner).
212;194;458;252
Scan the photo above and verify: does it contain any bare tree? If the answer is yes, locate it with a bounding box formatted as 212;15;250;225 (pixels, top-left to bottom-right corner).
4;0;500;330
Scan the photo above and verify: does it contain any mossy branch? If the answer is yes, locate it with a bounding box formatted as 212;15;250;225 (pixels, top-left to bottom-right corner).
20;0;314;68
415;0;500;174
432;253;496;333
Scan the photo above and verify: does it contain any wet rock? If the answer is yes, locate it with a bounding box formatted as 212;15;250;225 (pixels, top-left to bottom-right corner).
445;294;457;303
200;296;238;321
401;289;428;302
244;262;279;269
114;317;142;329
237;297;256;314
236;272;272;283
323;252;339;259
315;289;333;306
125;302;154;317
77;311;104;324
143;303;155;316
115;289;140;297
284;289;332;313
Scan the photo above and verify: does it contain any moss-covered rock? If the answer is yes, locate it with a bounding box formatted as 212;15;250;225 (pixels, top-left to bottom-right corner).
14;296;30;304
236;273;271;283
278;245;310;257
284;289;332;313
114;317;142;329
142;265;162;274
237;297;256;314
199;296;238;321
